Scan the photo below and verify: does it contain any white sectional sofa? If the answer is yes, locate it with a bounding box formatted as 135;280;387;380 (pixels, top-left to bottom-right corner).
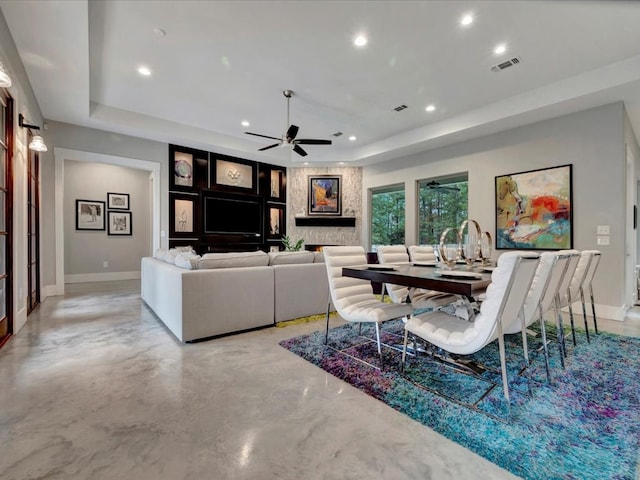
141;250;333;342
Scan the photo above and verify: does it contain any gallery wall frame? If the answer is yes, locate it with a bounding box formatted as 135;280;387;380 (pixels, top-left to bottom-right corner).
495;164;573;250
308;175;342;216
107;192;130;210
76;199;106;231
108;211;132;236
169;192;199;237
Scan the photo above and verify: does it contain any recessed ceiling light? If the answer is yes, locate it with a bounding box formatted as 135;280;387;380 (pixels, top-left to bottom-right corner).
338;162;345;165
349;136;357;141
241;120;250;127
303;162;309;165
425;104;436;112
354;35;367;47
138;66;151;76
460;14;473;26
494;44;507;55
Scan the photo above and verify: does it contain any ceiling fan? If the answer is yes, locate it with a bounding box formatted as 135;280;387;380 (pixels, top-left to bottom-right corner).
425;180;460;192
245;90;331;157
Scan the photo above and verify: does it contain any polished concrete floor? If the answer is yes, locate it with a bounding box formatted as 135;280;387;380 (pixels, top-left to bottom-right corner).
1;281;638;480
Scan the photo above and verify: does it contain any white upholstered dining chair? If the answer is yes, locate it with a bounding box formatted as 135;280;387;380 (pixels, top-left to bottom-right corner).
401;251;540;403
323;246;413;367
376;245;455;309
502;251;570;381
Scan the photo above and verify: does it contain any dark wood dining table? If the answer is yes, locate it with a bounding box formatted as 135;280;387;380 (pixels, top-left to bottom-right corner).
342;263;492;297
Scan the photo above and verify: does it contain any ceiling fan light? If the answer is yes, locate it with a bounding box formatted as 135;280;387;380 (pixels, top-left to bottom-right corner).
29;134;48;152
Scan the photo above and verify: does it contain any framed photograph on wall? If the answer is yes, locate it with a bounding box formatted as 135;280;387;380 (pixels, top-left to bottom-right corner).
76;199;106;231
107;192;130;210
108;211;132;235
308;175;341;215
170;192;199;237
495;164;572;250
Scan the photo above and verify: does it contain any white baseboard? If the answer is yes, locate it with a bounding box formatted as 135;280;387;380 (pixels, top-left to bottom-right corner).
64;271;141;284
41;284;58;300
562;302;626;322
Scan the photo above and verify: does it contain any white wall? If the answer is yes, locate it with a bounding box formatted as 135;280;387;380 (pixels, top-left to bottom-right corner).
64;160;151;282
363;103;628;319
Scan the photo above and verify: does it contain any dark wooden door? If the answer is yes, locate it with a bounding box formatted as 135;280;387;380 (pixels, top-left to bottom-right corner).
27;134;39;314
0;89;13;346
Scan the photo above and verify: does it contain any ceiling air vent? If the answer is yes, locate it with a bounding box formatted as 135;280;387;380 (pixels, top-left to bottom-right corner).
393;104;408;112
491;56;522;72
332;131;343;137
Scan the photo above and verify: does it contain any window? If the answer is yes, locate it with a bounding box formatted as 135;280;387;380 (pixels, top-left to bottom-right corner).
417;177;468;245
370;185;405;249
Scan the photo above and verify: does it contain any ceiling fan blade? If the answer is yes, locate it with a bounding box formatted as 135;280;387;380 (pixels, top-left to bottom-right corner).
295;139;332;145
293;144;308;157
286;124;299;142
259;143;281;151
246;131;281;141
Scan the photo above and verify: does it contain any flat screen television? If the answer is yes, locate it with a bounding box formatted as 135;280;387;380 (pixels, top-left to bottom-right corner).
203;194;263;238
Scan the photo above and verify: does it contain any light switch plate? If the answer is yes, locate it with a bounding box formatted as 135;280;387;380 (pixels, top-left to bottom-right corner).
596;236;610;246
597;225;610;235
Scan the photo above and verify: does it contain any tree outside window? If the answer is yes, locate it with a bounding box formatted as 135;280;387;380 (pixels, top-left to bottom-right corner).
371;187;405;249
418;180;468;245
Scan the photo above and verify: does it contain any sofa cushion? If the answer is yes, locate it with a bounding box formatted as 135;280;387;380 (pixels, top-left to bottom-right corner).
174;252;201;270
268;251;314;265
197;251;269;269
313;251;325;263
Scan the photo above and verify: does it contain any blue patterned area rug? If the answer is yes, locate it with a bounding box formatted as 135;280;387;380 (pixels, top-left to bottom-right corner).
279;320;640;480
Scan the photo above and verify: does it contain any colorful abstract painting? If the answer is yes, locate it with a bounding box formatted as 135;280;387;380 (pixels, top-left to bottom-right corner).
495;164;572;249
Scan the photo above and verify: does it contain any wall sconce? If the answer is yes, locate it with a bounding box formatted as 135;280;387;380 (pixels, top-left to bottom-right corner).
0;59;11;88
19;113;48;152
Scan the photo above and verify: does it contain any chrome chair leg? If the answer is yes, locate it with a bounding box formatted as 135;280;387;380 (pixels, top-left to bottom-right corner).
324;297;331;345
554;295;566;368
401;328;409;372
580;287;591;343
497;331;511;406
590;285;599;334
537;303;551;383
567;301;577;346
519;309;532;396
374;322;383;368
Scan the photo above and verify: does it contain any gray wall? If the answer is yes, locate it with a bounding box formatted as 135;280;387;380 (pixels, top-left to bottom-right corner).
363;103;629;314
39;120;168;287
64;160;151;277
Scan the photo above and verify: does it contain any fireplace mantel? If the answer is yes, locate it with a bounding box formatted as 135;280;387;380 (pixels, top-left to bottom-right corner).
294;216;356;227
